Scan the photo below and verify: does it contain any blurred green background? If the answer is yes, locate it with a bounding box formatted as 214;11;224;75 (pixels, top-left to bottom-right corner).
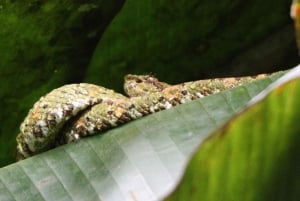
0;0;298;166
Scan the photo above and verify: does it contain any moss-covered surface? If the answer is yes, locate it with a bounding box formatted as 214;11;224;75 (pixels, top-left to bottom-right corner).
85;0;298;91
0;0;125;166
0;0;297;167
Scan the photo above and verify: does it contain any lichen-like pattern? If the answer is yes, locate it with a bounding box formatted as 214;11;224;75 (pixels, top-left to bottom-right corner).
16;83;127;159
16;74;269;160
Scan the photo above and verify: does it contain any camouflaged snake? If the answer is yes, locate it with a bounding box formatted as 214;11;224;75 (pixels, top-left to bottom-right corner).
16;74;269;160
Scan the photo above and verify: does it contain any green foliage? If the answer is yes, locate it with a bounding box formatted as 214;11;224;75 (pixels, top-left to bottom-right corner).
85;0;292;91
166;68;300;201
0;1;297;199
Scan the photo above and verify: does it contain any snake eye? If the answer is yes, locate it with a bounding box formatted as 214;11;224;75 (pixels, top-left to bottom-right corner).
181;90;188;95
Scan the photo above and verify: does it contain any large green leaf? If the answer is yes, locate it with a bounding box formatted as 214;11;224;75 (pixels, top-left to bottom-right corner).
85;0;292;91
165;66;300;201
0;71;285;201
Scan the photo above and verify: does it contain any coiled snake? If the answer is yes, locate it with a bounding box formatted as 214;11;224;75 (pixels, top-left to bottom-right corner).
16;74;269;160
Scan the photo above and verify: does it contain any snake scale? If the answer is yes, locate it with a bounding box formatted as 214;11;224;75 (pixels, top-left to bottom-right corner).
16;74;269;160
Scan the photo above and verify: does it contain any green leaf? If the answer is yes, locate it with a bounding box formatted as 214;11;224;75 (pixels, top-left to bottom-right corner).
0;71;284;201
85;0;291;91
165;67;300;201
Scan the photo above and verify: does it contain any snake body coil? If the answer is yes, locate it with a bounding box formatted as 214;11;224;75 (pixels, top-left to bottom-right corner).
17;74;269;160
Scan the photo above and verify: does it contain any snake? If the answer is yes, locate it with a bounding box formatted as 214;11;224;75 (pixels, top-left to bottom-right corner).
16;74;269;160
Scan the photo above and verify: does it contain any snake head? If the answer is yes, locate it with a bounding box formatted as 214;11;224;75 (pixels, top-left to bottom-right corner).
124;74;170;97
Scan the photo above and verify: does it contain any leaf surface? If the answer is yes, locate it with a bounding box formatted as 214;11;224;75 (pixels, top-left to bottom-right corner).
166;66;300;201
0;72;285;201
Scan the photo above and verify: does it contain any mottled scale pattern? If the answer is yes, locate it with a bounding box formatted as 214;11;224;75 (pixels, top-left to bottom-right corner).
16;73;269;160
16;83;126;159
